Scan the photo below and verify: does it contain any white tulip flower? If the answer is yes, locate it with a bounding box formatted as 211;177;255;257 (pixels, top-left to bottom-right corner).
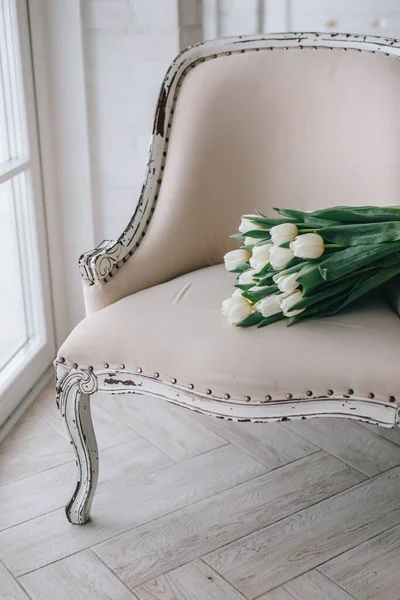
275;272;300;294
290;233;325;259
238;216;264;234
269;246;294;270
256;294;283;318
238;268;257;285
280;291;305;316
249;243;272;272
222;291;254;325
252;243;273;262
250;257;269;272
224;249;251;271
270;223;298;245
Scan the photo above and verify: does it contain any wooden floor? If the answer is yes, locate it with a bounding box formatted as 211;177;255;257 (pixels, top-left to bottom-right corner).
1;381;400;600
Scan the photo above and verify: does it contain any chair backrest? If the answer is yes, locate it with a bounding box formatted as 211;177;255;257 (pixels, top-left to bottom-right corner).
83;34;400;313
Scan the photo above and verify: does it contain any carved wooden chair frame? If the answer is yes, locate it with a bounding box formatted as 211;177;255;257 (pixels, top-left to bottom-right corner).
55;32;400;525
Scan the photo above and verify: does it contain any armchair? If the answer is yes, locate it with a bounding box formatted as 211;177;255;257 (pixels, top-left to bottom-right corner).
56;32;400;525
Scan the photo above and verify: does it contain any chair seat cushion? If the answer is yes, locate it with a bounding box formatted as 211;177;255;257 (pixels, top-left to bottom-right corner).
59;264;400;403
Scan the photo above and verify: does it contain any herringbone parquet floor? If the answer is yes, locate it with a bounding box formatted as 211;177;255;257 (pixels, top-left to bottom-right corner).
1;379;400;600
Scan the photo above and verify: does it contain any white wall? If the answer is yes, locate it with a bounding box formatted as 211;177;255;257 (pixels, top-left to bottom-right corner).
83;0;202;242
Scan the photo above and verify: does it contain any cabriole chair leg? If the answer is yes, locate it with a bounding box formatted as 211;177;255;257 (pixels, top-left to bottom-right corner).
56;365;99;525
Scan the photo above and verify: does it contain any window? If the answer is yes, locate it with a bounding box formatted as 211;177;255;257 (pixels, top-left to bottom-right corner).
0;0;55;423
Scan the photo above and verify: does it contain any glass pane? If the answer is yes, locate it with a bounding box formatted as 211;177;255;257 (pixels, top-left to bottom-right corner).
0;177;28;370
0;0;27;165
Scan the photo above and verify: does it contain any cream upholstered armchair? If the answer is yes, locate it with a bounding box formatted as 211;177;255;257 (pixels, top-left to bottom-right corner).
56;33;400;525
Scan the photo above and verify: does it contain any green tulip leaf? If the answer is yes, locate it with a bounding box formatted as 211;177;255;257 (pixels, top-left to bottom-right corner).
236;311;264;327
257;313;285;328
312;206;400;223
318;241;400;281
320;222;400;246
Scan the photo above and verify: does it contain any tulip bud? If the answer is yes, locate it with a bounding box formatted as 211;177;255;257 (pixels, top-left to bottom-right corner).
252;243;273;261
269;246;294;270
290;233;325;259
238;216;265;234
256;294;283;318
270;223;298;245
238;268;257;285
224;249;251;271
274;272;300;294
222;290;254;325
280;291;305;316
249;243;273;272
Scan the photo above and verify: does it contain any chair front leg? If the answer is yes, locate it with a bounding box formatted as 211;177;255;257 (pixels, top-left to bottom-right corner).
56;364;99;524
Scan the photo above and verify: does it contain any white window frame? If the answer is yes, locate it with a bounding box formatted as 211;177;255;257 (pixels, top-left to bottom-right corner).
0;0;57;425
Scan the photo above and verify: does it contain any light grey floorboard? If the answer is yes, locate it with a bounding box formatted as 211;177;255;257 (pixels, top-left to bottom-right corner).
260;570;355;600
204;466;400;599
93;452;364;590
205;419;318;469
19;550;137;600
99;395;227;462
285;419;400;476
319;523;400;600
0;445;265;576
0;436;173;531
0;561;31;600
133;559;246;600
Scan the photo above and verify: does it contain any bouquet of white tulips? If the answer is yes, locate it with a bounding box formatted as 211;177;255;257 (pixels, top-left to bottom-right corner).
222;206;400;328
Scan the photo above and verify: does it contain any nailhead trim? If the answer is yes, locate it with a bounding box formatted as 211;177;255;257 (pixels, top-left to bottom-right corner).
56;361;398;406
90;38;400;284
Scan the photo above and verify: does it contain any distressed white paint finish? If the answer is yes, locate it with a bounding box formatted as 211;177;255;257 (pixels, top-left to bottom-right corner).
79;33;400;285
58;34;400;524
56;364;98;524
56;360;399;525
